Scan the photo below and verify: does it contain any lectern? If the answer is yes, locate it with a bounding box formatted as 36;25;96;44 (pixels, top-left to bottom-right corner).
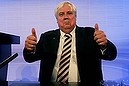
0;32;20;81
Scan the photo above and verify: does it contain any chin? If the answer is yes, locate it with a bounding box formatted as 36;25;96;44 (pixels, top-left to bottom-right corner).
64;29;73;33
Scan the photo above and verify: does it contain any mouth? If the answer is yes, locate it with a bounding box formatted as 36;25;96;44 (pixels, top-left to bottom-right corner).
64;20;70;25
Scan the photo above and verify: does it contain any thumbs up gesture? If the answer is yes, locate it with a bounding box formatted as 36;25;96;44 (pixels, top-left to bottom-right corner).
25;28;37;50
94;23;107;46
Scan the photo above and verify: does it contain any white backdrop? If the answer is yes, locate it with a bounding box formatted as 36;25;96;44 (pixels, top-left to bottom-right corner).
0;0;129;82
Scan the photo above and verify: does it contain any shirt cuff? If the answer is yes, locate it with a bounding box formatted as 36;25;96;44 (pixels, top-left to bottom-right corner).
26;48;36;54
100;48;107;55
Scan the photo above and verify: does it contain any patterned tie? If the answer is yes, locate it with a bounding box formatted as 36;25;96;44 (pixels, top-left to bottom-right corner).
56;33;72;84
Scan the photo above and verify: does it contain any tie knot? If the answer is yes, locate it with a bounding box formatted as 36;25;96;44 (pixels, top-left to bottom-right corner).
64;34;72;38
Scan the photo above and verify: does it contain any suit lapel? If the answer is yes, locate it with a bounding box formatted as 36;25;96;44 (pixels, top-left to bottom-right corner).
51;30;60;55
75;26;84;54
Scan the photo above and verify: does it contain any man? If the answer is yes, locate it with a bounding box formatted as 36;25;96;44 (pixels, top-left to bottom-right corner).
23;1;117;85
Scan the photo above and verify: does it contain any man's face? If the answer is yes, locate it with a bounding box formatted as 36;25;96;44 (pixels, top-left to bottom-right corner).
56;4;76;33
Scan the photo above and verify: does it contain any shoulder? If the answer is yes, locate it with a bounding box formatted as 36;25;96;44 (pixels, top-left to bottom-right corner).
77;25;94;30
76;25;95;34
40;29;60;37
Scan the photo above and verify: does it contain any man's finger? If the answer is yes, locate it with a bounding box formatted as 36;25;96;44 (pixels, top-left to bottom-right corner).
95;23;99;31
32;28;37;38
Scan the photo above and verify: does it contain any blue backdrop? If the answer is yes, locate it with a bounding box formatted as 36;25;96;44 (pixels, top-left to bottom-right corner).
0;0;129;83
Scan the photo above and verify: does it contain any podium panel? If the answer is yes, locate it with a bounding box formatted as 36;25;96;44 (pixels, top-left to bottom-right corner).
0;32;20;81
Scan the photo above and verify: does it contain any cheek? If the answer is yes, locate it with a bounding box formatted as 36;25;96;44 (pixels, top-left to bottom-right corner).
57;19;64;24
71;17;76;24
57;19;63;27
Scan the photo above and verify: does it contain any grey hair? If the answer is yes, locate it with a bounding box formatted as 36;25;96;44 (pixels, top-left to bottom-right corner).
55;1;77;17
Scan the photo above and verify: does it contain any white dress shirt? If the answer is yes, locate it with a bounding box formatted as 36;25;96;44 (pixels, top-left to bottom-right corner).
51;27;107;82
51;27;80;82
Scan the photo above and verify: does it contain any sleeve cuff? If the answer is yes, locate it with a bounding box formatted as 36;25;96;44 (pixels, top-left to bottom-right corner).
100;48;107;55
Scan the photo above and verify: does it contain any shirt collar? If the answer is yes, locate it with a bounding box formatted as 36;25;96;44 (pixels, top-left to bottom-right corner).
60;26;76;38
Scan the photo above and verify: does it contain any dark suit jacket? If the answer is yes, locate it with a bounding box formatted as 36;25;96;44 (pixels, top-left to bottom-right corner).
23;26;117;85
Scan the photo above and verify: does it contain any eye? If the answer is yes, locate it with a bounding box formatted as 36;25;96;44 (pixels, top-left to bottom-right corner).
58;12;64;16
67;11;73;15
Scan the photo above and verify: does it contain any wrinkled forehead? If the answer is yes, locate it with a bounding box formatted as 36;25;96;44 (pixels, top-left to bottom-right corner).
55;1;76;17
57;4;73;14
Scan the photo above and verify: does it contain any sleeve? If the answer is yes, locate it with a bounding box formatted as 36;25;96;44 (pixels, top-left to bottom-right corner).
100;40;117;60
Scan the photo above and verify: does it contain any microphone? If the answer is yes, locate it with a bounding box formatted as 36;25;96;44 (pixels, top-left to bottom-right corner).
0;53;18;69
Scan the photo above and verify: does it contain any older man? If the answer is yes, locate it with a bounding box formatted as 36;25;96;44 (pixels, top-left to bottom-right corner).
23;1;117;85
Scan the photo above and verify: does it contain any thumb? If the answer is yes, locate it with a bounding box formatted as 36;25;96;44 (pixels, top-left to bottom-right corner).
95;23;99;31
31;28;37;38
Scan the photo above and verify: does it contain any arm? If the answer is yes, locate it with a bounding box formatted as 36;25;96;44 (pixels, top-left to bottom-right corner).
94;23;117;60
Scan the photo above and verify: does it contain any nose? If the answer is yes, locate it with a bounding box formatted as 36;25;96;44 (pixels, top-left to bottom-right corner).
64;13;69;20
64;13;69;18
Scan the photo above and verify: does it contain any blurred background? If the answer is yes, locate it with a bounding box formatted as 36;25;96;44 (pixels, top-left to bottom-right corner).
0;0;129;83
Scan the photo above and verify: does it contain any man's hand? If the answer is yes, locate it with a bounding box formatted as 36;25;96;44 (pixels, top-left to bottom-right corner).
94;23;108;46
25;28;37;50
